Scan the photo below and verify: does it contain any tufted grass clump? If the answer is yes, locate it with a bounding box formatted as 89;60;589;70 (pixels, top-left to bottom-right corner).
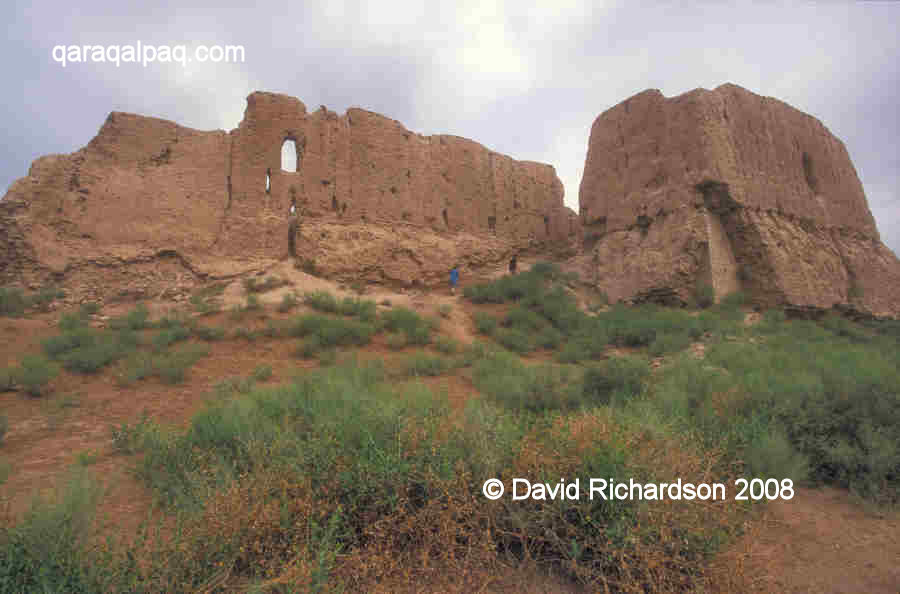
43;312;140;375
289;314;377;348
402;353;452;377
381;307;433;346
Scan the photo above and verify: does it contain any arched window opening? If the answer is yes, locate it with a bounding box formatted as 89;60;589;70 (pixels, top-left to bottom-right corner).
442;209;449;227
281;139;298;172
265;168;271;193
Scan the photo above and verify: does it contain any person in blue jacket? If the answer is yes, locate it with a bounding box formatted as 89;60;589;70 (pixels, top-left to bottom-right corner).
450;265;459;295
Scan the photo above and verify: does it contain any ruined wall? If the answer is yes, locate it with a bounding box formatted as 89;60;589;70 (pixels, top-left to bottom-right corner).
578;83;900;317
226;92;569;254
0;91;572;291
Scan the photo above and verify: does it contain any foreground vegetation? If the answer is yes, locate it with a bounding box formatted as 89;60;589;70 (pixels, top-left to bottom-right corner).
1;267;898;592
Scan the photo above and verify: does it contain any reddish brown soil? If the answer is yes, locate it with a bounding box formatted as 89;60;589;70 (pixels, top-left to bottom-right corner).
716;487;900;593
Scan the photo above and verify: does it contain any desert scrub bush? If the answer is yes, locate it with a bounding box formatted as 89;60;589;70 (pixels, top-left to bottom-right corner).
290;314;376;348
437;304;452;318
87;360;737;591
188;293;219;315
0;367;17;392
193;324;226;341
494;327;535;354
152;344;209;384
0;469;106;592
693;283;715;309
385;332;407;350
233;326;259;341
402;353;452;377
117;352;155;385
555;326;610;363
502;305;546;333
0;287;29;317
28;285;65;312
303;290;339;313
472;351;582;412
582;355;650;406
245;294;261;311
656;330;900;501
251;364;273;382
151;321;193;351
820;313;871;342
243;275;286;294
45;327;138;374
536;325;563;350
473;312;498;335
107;303;150;331
433;336;459;354
648;331;693;357
16;355;58;396
277;291;299;312
381;307;433;345
337;296;377;322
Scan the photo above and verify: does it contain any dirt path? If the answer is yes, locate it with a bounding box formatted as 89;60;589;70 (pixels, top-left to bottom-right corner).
716;487;900;593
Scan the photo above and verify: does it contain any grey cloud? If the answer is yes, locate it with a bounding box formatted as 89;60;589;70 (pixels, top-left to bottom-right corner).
2;1;897;254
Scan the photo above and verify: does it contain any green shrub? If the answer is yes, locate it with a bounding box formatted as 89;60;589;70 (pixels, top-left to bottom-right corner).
502;306;545;332
30;285;65;312
18;355;58;396
243;276;286;294
277;292;299;313
473;312;498;335
46;327;138;374
245;294;261;311
0;368;17;392
151;323;192;351
536;326;563;350
648;331;692;357
299;258;318;276
473;351;581;412
234;327;258;341
0;469;104;592
495;327;534;353
386;332;407;350
403;354;451;377
821;313;870;342
303;290;339;313
189;294;220;315
438;304;452;318
193;325;226;341
317;348;338;366
582;356;650;405
295;336;323;358
108;304;150;331
0;287;29;317
337;296;377;322
694;284;715;309
251;365;273;382
433;336;459;354
290;314;376;348
78;302;101;317
118;352;155;385
153;345;209;384
382;307;432;345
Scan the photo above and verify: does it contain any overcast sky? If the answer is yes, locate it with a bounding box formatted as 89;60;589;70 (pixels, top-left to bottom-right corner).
3;1;898;253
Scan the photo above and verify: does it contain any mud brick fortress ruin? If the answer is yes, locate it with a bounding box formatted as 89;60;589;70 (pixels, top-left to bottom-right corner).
2;83;899;317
